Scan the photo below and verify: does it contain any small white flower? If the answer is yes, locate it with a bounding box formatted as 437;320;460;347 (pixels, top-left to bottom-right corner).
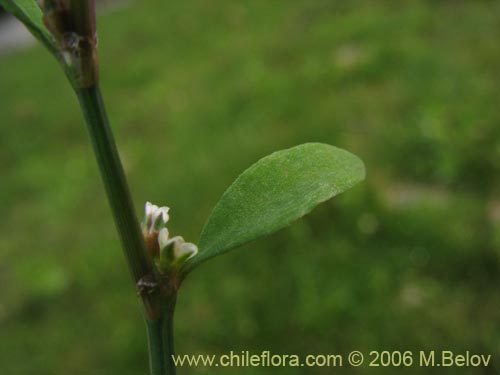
144;201;170;234
158;233;198;266
143;201;197;270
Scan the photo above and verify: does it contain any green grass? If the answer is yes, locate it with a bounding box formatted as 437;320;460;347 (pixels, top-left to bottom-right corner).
1;0;500;374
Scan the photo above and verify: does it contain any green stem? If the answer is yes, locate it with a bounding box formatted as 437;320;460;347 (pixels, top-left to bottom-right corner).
147;318;166;375
164;304;177;375
75;84;176;374
146;298;177;375
75;85;156;305
41;3;173;374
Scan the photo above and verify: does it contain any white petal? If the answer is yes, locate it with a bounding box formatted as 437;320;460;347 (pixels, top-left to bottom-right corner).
158;228;170;249
145;201;154;216
158;207;170;223
175;242;198;260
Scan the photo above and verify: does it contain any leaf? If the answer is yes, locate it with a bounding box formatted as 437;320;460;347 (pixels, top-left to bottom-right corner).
0;0;57;54
182;143;365;274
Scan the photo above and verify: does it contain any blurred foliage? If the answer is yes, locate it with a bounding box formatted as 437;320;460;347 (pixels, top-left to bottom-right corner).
0;0;499;374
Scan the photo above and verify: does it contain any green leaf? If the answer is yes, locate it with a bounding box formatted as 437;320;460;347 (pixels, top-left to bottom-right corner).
0;0;57;54
182;143;365;274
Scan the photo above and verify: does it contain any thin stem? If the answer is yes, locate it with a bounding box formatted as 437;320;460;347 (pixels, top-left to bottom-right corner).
146;297;177;375
147;318;167;375
75;85;157;314
69;0;99;87
42;4;175;374
164;302;177;375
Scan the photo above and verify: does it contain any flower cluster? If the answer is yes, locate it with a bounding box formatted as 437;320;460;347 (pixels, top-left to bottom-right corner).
143;202;198;271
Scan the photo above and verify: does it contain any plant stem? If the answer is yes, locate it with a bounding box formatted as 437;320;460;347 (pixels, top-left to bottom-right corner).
147;318;167;375
75;85;158;314
146;297;177;375
44;3;173;374
164;303;177;375
75;84;177;375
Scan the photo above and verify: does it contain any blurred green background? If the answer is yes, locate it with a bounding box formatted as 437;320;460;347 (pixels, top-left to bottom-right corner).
1;0;500;374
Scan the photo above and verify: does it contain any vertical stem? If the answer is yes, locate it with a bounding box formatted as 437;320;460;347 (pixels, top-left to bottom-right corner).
146;297;177;375
75;85;158;315
164;299;177;375
146;318;167;375
43;3;173;374
69;0;99;87
70;0;96;37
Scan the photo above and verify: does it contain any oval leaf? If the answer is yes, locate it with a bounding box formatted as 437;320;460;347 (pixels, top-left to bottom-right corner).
182;143;365;273
0;0;57;54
